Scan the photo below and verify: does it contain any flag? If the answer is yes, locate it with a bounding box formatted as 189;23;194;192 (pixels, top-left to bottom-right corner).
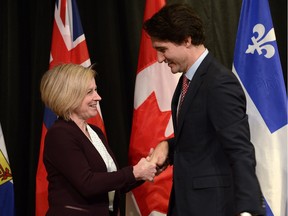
0;123;15;216
232;0;287;215
35;0;106;215
127;0;181;215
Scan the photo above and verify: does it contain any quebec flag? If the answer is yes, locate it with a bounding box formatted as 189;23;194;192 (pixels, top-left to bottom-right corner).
232;0;288;215
0;123;15;216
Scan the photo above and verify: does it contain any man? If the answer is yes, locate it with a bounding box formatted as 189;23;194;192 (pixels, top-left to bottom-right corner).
144;3;265;216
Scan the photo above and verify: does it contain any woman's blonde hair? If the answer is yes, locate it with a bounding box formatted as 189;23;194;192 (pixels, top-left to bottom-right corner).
40;63;96;121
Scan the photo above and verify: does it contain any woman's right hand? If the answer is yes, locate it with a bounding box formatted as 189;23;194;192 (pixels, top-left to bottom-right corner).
133;158;157;182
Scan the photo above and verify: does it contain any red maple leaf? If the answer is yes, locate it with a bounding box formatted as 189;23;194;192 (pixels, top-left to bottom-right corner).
129;92;173;215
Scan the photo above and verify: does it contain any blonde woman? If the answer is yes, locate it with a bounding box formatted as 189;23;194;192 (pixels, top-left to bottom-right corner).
40;63;156;216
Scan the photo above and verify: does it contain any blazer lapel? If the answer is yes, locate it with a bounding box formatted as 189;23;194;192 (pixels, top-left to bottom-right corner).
171;75;182;128
173;53;213;138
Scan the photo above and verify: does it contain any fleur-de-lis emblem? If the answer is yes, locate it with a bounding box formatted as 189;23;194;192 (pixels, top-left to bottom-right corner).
245;24;276;58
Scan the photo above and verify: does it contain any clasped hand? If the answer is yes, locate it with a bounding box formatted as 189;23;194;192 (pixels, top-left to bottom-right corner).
146;140;169;175
133;158;156;182
133;141;169;182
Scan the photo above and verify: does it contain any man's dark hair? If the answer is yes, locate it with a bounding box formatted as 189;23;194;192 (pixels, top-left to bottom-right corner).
143;3;205;45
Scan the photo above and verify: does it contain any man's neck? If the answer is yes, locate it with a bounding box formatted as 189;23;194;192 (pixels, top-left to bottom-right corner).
187;44;206;69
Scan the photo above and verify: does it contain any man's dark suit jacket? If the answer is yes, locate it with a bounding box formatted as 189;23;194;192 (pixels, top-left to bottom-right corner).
167;53;265;216
44;118;140;216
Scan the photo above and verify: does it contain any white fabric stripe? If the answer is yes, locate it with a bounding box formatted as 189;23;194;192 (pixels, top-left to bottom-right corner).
233;65;287;216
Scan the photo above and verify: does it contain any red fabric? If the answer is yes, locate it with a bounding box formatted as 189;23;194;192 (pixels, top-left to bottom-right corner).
35;125;49;216
129;0;180;215
137;0;166;73
129;93;173;215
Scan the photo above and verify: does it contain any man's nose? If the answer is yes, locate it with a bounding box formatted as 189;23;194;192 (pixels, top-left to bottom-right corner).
157;52;165;63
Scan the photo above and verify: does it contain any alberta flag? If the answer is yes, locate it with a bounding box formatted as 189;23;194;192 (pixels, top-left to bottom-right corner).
0;123;15;216
35;0;106;215
232;0;288;215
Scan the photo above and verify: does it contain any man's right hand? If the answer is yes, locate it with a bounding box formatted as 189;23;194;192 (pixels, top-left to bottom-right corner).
147;141;169;174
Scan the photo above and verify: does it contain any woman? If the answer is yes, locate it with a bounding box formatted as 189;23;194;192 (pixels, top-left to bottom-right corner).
40;63;156;216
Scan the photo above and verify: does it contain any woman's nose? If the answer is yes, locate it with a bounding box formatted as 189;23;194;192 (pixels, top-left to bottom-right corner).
94;91;102;101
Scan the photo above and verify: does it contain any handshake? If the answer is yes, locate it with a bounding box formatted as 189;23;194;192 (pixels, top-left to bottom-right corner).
132;141;169;182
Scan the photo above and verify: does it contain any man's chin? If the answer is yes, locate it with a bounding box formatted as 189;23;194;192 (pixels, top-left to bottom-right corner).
171;69;180;74
169;66;179;74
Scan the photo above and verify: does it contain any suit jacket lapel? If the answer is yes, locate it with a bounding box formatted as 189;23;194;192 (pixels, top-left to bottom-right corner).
171;75;182;128
172;53;213;139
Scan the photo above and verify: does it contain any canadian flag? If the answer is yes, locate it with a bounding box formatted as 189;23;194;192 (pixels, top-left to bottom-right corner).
127;0;181;215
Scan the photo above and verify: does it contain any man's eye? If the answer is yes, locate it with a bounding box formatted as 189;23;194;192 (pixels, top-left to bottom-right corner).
159;49;166;53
